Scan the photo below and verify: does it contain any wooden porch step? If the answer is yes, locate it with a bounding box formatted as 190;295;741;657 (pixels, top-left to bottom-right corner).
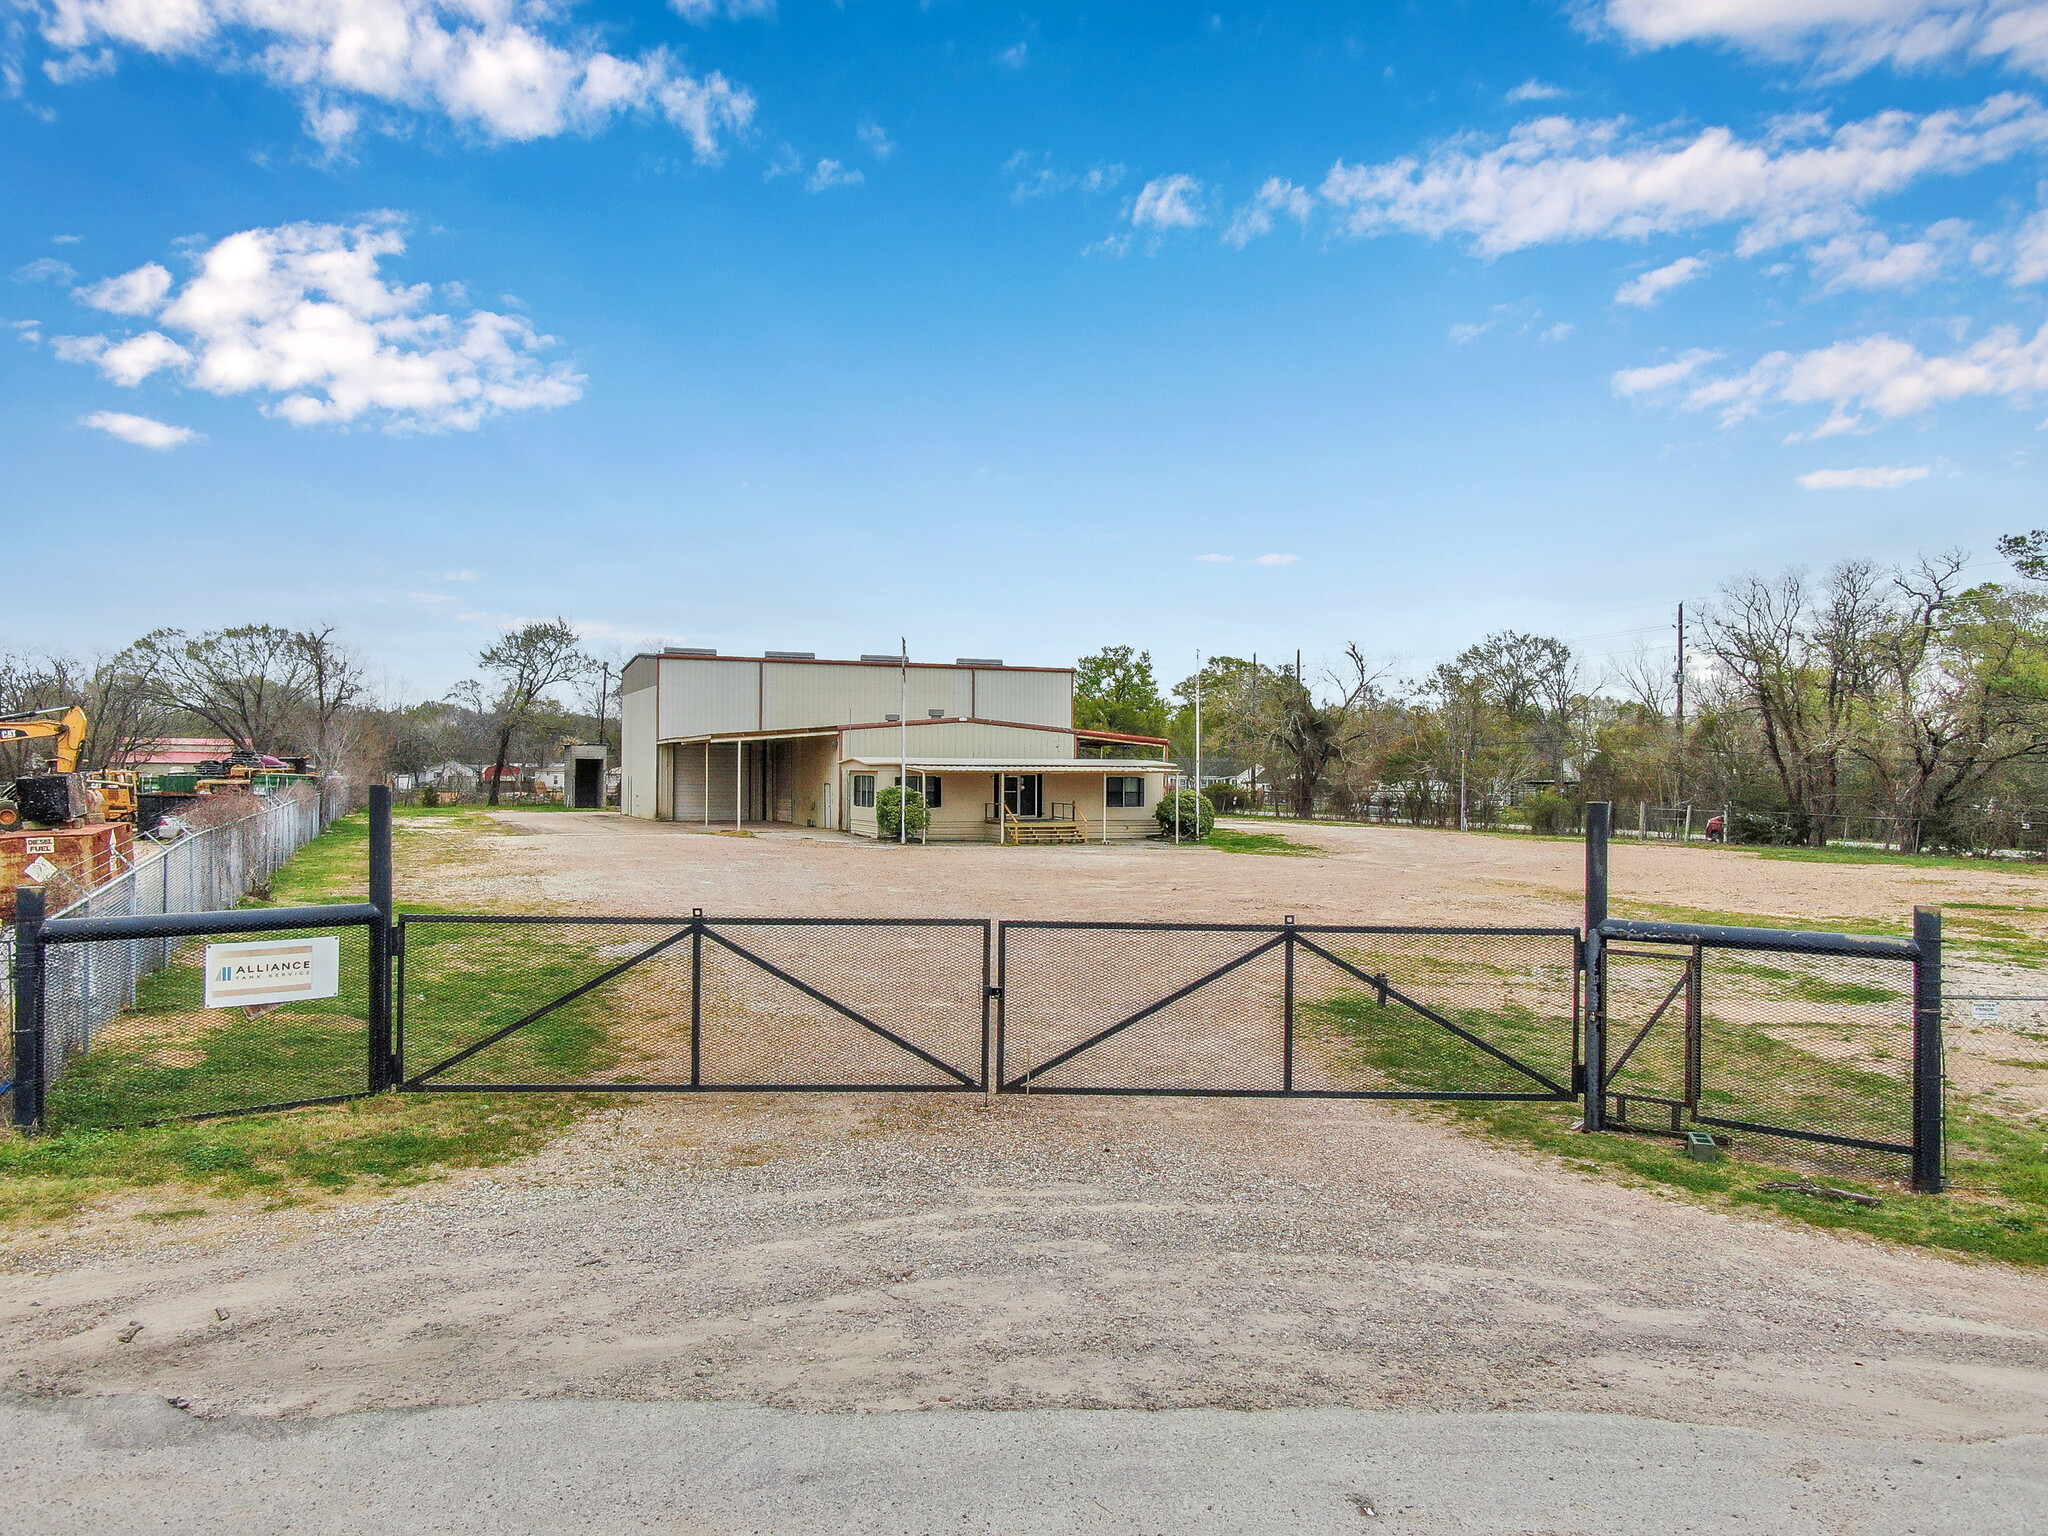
1010;821;1086;845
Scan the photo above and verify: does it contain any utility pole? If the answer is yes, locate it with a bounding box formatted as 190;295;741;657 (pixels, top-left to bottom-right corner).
1674;603;1687;807
898;637;908;846
1194;651;1203;842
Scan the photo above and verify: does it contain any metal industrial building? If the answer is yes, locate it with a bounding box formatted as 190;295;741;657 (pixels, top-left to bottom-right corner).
619;650;1177;842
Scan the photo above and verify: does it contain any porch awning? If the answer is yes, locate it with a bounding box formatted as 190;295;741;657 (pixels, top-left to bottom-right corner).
841;758;1178;774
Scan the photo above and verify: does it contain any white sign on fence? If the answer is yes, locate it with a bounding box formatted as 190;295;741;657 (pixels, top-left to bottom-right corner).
24;856;58;882
1972;1000;2003;1022
25;837;54;854
203;936;340;1009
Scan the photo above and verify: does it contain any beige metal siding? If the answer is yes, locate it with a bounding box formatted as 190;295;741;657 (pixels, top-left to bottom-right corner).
973;668;1070;728
790;736;837;828
657;657;760;739
622;655;658;695
673;741;741;822
841;721;1073;761
622;685;658;819
761;661;968;729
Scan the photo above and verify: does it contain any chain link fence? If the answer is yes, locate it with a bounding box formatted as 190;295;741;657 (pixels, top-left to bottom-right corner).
3;783;351;1123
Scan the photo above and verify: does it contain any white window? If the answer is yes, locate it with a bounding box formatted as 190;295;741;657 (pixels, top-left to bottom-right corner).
1105;776;1144;808
852;774;876;809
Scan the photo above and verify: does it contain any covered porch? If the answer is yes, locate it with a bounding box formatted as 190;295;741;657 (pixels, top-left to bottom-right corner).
841;758;1178;844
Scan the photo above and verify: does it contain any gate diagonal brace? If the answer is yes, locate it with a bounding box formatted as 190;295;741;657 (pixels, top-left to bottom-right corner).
1004;931;1290;1091
406;924;693;1086
699;926;978;1089
1291;934;1569;1097
1602;967;1690;1090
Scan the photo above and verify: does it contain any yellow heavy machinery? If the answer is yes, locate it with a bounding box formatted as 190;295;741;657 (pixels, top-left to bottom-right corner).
0;706;136;829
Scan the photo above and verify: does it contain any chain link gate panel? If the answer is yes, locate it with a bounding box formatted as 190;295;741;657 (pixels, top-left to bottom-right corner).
995;922;1580;1098
398;915;990;1093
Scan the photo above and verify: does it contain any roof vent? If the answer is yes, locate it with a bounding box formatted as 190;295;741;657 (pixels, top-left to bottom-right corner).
860;653;903;664
884;714;902;723
928;708;945;718
763;650;815;660
956;657;1003;667
663;646;716;657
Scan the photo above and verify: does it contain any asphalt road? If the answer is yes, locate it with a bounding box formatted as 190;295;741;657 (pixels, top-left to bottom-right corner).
7;1394;2042;1535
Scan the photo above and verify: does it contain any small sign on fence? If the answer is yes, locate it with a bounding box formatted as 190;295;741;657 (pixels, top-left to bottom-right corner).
1973;1000;2003;1022
203;937;340;1010
24;856;58;882
25;837;54;854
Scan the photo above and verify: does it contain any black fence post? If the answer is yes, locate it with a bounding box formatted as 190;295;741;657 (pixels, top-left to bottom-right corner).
690;909;703;1088
1282;915;1296;1093
1582;802;1610;1131
1912;906;1945;1194
367;786;396;1092
12;887;46;1133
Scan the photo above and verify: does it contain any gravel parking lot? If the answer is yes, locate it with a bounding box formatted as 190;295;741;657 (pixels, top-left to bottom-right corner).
5;809;2045;1531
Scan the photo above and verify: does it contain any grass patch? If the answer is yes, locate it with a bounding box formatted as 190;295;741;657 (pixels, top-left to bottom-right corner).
3;805;596;1224
1301;983;2048;1266
0;1093;580;1223
1201;826;1321;857
1753;845;2048;873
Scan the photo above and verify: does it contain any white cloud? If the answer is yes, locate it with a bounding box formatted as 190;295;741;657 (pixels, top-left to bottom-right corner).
13;257;76;283
1222;177;1315;248
55;217;583;432
10;320;42;346
80;410;200;449
74;261;171;314
1795;464;1931;489
1194;553;1234;562
806;158;863;191
1611;347;1723;396
1600;1;2048;81
998;42;1028;69
1658;321;2048;428
1009;154;1123;203
671;0;774;22
34;0;756;153
1540;321;1575;342
1318;96;2048;259
439;568;478;581
1253;552;1300;565
1615;254;1710;305
52;234;81;245
857;115;894;159
1132;173;1206;230
1449;320;1493;344
1506;79;1567;101
2010;206;2048;281
1081;233;1133;258
1807;229;1950;290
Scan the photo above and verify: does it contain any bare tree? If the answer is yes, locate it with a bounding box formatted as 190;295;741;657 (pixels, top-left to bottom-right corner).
475;619;588;805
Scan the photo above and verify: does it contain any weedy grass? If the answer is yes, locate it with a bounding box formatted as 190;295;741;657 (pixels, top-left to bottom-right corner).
1;806;593;1224
1202;827;1321;857
1304;987;2048;1266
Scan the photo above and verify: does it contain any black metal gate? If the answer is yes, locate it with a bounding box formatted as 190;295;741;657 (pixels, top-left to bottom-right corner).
1594;915;1937;1182
398;913;990;1093
995;920;1580;1098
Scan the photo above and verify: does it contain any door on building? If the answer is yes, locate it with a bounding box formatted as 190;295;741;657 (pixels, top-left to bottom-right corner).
1001;774;1043;819
572;757;602;809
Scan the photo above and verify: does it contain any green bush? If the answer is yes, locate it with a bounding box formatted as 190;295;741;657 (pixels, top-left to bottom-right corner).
1203;783;1249;813
877;786;930;840
1156;788;1215;839
1523;791;1571;835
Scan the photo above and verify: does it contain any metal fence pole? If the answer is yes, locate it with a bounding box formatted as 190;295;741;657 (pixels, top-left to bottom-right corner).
1282;914;1296;1093
12;888;46;1132
367;786;395;1091
690;909;703;1088
1912;906;1945;1194
1582;801;1610;1131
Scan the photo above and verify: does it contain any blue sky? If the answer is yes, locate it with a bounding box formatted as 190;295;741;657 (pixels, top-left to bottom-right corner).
7;1;2048;699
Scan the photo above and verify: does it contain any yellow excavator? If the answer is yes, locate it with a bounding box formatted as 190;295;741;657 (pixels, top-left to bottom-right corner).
0;706;136;830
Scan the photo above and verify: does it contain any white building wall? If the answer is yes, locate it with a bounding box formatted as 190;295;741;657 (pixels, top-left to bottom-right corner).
656;657;761;739
841;721;1074;761
972;668;1071;727
622;684;657;819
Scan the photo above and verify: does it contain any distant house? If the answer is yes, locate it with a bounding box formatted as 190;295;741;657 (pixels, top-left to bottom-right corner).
419;761;481;789
129;737;237;771
620;650;1176;843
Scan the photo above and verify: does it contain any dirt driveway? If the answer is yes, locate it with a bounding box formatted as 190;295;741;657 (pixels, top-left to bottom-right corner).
5;811;2046;1482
